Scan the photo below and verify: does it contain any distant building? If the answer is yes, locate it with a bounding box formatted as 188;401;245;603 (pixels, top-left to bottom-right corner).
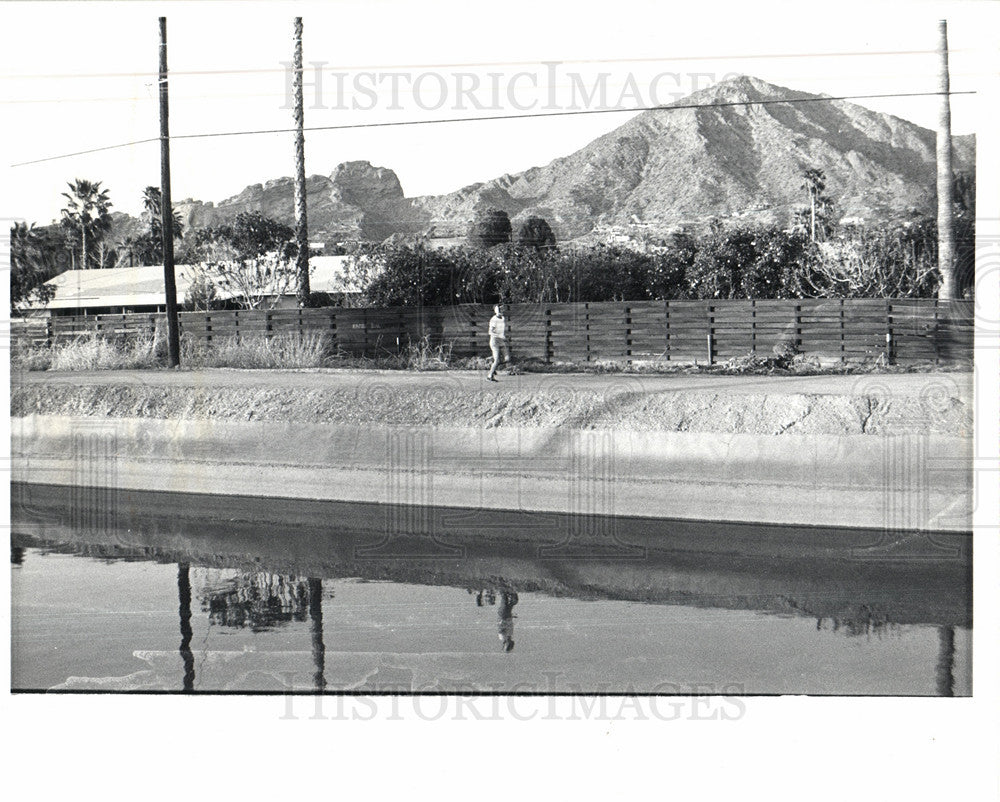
23;256;363;317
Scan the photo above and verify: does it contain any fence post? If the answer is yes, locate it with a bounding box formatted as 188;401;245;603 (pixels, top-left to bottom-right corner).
706;303;713;365
545;304;552;364
794;303;802;355
664;300;670;362
932;298;941;366
839;298;846;364
625;304;631;366
885;300;893;365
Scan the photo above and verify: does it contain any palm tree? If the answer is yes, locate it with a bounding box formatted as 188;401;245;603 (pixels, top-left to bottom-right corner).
140;185;184;264
143;185;184;239
60;179;113;270
800;168;827;243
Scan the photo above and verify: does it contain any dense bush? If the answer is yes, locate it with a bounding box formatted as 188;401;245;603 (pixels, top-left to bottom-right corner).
515;216;556;249
343;215;963;307
467;208;512;249
687;224;812;299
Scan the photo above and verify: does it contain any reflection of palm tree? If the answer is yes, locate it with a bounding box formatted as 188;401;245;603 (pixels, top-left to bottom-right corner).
201;572;311;632
178;563;195;692
814;606;896;639
935;626;955;697
308;578;327;691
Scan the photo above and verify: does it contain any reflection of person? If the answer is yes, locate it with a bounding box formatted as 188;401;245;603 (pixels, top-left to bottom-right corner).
497;590;518;652
486;304;510;382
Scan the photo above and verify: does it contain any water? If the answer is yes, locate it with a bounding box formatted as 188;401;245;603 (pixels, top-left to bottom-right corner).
11;483;971;695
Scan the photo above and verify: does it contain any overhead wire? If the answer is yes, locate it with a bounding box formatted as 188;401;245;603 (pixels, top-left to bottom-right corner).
10;88;977;168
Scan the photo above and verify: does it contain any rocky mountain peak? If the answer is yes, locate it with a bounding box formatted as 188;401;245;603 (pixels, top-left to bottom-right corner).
329;160;405;207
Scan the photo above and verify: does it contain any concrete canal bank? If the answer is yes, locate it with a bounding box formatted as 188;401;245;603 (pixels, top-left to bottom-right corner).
11;369;974;532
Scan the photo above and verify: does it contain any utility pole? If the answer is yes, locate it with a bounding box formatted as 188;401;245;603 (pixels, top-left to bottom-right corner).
936;19;956;300
159;17;181;366
293;17;311;307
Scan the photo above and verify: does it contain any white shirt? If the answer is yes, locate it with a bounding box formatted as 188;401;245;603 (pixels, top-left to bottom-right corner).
488;314;506;339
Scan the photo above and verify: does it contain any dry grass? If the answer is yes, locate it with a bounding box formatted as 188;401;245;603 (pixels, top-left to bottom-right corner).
13;335;954;376
16;333;164;372
184;333;330;369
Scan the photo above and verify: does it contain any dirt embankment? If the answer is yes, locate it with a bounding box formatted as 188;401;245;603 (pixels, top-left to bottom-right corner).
11;379;971;436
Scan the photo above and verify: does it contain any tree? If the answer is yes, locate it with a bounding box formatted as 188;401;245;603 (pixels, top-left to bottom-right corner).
182;268;219;311
799;167;834;242
190;212;301;309
802;220;939;298
952;170;976;297
515;216;556;249
467;208;512;248
936;20;956;300
687;223;809;299
121;186;185;266
10;222;57;313
143;185;184;242
644;231;696;299
60;179;113;269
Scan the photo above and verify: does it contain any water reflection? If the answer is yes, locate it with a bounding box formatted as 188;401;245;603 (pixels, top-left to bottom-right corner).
309;578;327;691
10;483;973;695
936;626;956;697
201;573;313;632
469;585;519;651
814;606;900;639
197;570;329;691
178;563;195;693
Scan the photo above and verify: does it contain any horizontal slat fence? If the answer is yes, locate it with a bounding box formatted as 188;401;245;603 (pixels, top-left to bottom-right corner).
11;299;974;366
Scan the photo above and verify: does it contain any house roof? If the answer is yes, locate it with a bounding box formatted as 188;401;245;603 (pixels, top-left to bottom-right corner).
34;256;361;310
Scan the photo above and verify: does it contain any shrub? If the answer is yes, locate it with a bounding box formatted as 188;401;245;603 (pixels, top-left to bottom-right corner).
467;208;512;248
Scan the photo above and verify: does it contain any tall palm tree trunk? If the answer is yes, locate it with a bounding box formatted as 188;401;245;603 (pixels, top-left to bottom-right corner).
936;20;956;299
293;17;310;307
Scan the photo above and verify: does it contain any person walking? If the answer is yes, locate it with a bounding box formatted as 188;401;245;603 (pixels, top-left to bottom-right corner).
486;304;510;382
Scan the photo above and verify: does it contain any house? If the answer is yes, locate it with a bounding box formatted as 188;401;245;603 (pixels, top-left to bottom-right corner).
23;256;364;317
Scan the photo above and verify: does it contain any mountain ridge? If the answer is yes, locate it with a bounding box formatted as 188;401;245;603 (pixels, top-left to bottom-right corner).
171;75;975;245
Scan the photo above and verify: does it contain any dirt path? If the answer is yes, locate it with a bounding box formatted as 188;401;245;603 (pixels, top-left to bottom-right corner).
14;367;974;398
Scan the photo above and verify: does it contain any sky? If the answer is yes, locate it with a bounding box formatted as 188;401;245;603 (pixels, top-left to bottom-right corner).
1;0;997;224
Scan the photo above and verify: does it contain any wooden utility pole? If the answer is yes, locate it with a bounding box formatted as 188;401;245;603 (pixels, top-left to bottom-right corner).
293;17;311;307
159;17;181;366
936;19;957;300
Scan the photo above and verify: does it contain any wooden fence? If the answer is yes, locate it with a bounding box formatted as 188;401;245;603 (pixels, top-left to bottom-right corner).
11;298;974;365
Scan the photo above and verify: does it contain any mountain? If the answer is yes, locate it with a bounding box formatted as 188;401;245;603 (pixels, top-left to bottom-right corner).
170;75;975;245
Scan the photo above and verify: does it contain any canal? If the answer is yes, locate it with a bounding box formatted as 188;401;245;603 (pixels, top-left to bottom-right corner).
11;483;971;695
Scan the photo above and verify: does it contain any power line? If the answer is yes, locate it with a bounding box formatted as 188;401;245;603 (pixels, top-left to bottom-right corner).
4;68;990;106
1;48;975;81
10;89;977;168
